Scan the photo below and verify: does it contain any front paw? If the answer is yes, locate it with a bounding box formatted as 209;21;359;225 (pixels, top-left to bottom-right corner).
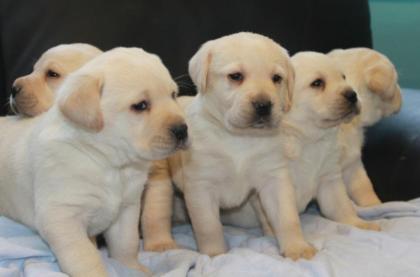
123;260;152;276
282;242;317;260
144;239;178;252
206;249;226;257
135;263;152;276
354;220;381;231
200;243;227;257
357;195;382;207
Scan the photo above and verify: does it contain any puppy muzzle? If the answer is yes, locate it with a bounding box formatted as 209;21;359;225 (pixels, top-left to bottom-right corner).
170;123;189;150
249;97;277;128
341;89;361;120
11;85;22;98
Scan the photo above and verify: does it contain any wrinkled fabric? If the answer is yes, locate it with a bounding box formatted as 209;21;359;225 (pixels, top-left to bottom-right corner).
1;199;420;276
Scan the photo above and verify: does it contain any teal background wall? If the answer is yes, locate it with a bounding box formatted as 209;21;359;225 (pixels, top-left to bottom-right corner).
369;0;420;89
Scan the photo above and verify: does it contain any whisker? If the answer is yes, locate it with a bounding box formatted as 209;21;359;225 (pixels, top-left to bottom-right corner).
7;96;18;115
173;73;190;81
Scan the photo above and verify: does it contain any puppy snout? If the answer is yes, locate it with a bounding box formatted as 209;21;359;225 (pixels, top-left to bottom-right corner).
170;123;188;143
343;90;358;104
11;85;22;98
252;100;272;117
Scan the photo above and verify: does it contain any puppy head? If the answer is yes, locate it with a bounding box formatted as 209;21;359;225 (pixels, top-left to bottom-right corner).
189;32;294;134
291;52;360;129
328;48;401;127
58;47;188;161
11;43;102;117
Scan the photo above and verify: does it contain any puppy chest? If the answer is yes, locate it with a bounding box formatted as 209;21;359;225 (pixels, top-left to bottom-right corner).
200;152;279;208
87;170;145;235
291;143;331;211
88;201;119;235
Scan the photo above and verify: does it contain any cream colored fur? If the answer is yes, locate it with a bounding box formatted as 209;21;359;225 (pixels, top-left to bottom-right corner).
329;48;402;206
142;50;384;261
10;43;102;116
0;47;187;277
141;32;311;259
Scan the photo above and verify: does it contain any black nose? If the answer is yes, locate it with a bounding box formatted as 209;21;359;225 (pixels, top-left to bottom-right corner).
170;123;188;142
253;100;272;117
344;90;358;104
11;85;21;97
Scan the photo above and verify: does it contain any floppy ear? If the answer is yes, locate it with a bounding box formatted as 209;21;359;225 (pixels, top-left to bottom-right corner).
390;85;402;114
283;59;295;112
58;72;104;132
365;62;397;100
188;42;213;93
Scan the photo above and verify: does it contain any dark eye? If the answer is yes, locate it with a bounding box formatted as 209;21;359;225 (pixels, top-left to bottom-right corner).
46;70;60;78
171;91;177;100
311;78;325;88
228;72;244;82
342;74;346;80
131;100;149;112
272;74;282;84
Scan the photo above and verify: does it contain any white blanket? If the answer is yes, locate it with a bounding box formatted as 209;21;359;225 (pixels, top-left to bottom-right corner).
1;199;420;276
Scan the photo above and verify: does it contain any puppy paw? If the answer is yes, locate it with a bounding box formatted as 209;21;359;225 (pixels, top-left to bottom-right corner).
283;242;317;260
124;260;152;276
136;264;153;276
206;249;226;257
135;264;152;276
200;244;227;257
356;194;382;207
354;220;381;231
144;239;178;252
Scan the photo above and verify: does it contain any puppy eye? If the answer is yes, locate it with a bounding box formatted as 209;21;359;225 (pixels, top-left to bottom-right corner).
171;91;177;100
46;70;60;78
228;72;244;82
272;74;282;84
310;79;325;88
342;74;346;80
131;100;150;112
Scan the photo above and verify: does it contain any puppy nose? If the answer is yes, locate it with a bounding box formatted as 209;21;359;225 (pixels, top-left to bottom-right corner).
253;100;272;117
170;123;188;142
11;85;21;97
344;90;358;104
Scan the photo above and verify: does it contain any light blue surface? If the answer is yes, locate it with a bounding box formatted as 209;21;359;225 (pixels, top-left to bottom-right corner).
1;199;420;276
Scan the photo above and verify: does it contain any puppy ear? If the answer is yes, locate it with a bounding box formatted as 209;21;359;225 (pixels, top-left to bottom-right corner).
385;84;402;116
59;72;104;132
188;42;213;93
390;85;402;114
365;62;398;100
283;59;295;112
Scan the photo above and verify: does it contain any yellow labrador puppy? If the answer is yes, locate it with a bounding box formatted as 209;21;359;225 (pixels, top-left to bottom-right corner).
250;52;381;233
220;52;381;258
0;47;188;277
329;48;402;206
141;32;309;258
10;43;102;116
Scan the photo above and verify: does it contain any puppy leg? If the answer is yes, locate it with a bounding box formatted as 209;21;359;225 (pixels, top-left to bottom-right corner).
184;187;226;256
38;215;107;277
259;170;317;260
142;160;178;252
104;202;150;275
345;163;381;207
318;175;381;231
250;194;274;236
